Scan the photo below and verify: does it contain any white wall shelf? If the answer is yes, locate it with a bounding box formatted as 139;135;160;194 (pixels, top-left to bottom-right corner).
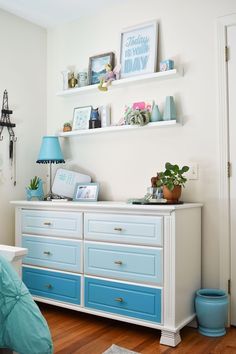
58;120;181;137
56;68;183;97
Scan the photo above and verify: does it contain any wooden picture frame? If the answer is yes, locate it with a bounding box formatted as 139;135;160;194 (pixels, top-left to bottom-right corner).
73;182;99;202
88;52;115;85
120;21;158;79
72;106;92;130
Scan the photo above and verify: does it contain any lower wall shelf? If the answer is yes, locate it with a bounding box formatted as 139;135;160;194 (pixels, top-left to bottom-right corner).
58;120;181;137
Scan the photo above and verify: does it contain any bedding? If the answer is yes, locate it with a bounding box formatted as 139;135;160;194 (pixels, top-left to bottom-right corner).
0;255;53;354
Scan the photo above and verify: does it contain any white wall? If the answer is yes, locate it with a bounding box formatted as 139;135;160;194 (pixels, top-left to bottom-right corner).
0;10;47;245
47;0;236;287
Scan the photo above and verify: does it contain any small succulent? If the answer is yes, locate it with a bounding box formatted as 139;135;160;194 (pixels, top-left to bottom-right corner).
63;122;72;128
28;176;40;190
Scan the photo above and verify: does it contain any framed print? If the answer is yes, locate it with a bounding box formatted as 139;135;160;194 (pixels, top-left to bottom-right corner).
73;183;99;202
120;21;158;79
88;52;114;85
72;106;92;130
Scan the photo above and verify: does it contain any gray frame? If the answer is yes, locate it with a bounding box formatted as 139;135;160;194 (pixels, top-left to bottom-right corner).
88;52;115;85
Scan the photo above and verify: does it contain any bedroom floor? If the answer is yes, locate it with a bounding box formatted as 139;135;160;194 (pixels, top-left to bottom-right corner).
40;303;236;354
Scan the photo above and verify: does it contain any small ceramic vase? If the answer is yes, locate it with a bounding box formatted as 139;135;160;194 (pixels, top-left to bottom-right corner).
61;70;70;90
26;179;44;201
78;72;88;87
151;102;162;122
163;96;177;120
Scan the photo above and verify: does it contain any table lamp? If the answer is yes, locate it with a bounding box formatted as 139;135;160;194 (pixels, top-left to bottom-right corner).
36;136;65;200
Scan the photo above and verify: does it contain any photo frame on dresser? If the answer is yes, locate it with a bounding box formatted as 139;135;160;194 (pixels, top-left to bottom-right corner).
73;182;99;202
120;21;158;79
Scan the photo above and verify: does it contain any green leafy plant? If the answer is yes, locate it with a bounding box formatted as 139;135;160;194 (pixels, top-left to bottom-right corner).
63;122;72;128
157;162;189;191
28;176;40;190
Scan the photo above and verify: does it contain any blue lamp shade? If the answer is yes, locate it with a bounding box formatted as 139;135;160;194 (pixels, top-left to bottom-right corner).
36;136;65;164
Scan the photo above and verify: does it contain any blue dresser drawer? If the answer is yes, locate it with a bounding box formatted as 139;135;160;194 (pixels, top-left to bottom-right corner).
84;213;163;246
22;235;82;272
85;277;162;323
23;267;81;305
85;242;163;284
22;210;82;238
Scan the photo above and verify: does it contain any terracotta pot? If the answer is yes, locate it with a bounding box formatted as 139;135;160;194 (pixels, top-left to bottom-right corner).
163;185;182;202
63;126;72;132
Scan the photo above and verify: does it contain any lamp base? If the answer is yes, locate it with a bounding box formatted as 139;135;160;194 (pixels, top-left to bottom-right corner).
44;193;63;201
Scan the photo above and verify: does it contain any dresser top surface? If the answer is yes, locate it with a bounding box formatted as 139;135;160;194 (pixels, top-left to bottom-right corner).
11;200;203;213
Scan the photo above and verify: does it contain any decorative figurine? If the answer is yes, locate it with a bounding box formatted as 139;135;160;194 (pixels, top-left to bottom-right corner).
89;108;101;129
98;64;121;91
68;72;78;88
160;59;174;72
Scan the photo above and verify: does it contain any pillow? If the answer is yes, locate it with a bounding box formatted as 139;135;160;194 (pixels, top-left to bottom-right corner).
0;256;53;354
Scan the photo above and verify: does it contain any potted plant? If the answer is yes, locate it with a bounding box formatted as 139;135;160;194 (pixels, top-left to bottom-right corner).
26;176;44;201
157;162;189;202
63;122;72;132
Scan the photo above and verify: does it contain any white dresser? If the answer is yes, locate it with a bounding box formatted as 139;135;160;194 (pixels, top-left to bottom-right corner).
11;201;202;347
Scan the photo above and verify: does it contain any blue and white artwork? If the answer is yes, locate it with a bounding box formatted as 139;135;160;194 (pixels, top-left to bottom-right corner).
90;54;113;85
120;21;158;78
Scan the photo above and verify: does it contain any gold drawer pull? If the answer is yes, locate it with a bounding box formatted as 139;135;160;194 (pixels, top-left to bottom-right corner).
114;227;123;232
44;284;53;289
115;297;124;303
43;251;51;255
114;260;123;265
43;222;52;226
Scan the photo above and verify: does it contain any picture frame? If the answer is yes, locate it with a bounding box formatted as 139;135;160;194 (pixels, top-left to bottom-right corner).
73;182;99;202
88;52;115;85
72;106;92;130
120;21;158;79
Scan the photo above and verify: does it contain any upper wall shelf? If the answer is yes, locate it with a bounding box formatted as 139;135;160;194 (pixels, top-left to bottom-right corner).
56;68;183;97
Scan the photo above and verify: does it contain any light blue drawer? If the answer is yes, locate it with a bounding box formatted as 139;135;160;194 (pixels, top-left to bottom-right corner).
84;242;163;284
22;235;82;272
22;210;82;238
23;267;81;305
84;213;163;246
85;277;162;323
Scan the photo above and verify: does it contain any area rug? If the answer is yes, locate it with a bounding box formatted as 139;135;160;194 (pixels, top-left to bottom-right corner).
103;344;140;354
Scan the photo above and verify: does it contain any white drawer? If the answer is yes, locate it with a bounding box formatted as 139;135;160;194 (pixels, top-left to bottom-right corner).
84;213;163;246
22;210;82;238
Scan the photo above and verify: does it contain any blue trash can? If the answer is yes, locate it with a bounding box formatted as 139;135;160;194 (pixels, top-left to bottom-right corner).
195;289;228;337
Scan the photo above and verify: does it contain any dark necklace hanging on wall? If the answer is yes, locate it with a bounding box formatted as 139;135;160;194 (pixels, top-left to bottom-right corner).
0;90;17;186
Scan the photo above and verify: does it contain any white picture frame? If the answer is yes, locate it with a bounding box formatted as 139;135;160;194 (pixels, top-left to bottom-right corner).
120;21;158;79
72;106;92;130
73;182;99;202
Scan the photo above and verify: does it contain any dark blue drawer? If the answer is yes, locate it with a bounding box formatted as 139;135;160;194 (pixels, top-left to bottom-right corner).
23;267;81;305
85;277;161;323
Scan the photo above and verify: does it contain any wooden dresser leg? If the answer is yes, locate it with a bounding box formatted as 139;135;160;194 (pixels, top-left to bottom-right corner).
160;330;181;347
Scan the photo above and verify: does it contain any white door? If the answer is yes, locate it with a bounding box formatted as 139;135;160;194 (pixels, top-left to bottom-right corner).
228;24;236;325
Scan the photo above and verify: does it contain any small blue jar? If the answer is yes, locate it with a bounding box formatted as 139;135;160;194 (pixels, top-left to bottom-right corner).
195;289;228;337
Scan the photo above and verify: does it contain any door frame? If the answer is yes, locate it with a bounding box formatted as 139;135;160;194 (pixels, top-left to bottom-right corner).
217;14;236;296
